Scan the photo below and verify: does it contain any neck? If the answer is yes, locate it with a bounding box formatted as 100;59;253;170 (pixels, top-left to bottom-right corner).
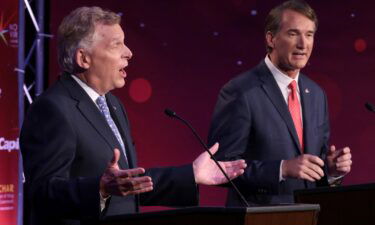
283;70;299;79
75;72;106;95
268;54;299;79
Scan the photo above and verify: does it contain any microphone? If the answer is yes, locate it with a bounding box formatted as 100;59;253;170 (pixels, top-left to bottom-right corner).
365;102;375;113
164;108;250;207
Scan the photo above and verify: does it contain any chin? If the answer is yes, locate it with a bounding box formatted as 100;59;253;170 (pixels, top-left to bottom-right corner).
115;80;126;89
298;63;308;69
291;62;307;70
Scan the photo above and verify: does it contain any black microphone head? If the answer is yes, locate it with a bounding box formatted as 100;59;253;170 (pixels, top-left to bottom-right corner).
164;108;176;118
365;102;375;112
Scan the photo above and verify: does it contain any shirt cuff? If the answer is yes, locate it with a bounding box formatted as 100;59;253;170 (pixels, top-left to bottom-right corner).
99;192;111;212
327;175;344;186
279;160;286;182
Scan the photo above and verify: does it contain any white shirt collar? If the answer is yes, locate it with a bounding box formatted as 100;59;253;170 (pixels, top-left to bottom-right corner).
71;75;102;106
264;55;300;91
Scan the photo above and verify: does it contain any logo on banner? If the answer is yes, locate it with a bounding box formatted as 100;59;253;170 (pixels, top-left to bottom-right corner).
0;138;19;151
0;12;18;47
0;150;19;225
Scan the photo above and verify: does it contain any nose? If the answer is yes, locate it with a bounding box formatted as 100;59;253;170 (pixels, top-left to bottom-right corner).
122;44;133;60
297;36;306;49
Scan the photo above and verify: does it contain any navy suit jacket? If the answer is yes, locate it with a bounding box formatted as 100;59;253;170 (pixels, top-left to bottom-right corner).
208;61;329;206
20;74;198;225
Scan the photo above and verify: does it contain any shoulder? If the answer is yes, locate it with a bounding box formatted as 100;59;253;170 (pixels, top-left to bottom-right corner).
31;82;72;111
221;61;268;97
25;78;81;124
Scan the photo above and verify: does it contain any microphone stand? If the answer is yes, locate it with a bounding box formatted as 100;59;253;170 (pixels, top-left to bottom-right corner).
164;109;250;207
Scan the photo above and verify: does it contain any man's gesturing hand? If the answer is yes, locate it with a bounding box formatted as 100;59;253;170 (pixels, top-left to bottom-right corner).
100;149;153;197
193;143;247;185
282;154;325;182
327;145;352;177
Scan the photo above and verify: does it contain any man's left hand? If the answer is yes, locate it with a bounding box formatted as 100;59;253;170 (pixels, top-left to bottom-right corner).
193;143;247;185
327;145;352;177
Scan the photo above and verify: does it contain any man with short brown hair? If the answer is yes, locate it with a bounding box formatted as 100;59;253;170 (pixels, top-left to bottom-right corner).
208;0;352;206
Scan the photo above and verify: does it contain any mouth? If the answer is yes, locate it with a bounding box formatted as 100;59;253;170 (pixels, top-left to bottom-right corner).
292;51;306;56
292;52;307;60
119;66;127;78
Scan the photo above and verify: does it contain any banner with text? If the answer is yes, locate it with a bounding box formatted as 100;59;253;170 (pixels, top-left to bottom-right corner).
0;0;20;224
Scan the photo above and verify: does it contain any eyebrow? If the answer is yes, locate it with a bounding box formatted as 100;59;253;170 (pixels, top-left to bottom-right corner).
110;36;123;41
109;37;124;44
287;29;315;34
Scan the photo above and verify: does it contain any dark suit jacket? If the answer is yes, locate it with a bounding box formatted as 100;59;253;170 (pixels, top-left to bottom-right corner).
208;61;329;206
20;74;198;225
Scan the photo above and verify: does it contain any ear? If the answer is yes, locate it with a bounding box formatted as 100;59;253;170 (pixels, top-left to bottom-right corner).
75;48;91;70
265;31;275;50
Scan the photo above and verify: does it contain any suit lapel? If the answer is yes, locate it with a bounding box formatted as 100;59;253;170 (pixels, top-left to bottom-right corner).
299;76;313;154
257;62;302;152
59;74;128;168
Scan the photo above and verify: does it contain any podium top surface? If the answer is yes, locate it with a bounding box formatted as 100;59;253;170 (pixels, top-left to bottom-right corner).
104;204;320;223
245;204;319;213
294;182;375;196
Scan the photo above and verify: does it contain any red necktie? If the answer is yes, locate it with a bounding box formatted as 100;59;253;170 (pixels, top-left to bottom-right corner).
288;80;304;151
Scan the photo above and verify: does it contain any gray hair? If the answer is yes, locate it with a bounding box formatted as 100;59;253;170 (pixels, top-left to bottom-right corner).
57;6;121;73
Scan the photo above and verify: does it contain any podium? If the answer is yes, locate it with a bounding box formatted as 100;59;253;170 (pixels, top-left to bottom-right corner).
294;183;375;225
102;204;319;225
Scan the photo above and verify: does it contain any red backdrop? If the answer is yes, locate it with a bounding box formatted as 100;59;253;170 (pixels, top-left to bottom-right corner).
48;0;375;210
0;0;20;223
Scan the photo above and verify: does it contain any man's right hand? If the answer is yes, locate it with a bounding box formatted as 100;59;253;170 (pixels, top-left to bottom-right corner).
282;154;325;182
100;148;153;197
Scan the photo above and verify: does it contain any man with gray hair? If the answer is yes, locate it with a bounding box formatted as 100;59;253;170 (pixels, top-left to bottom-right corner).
20;6;246;225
